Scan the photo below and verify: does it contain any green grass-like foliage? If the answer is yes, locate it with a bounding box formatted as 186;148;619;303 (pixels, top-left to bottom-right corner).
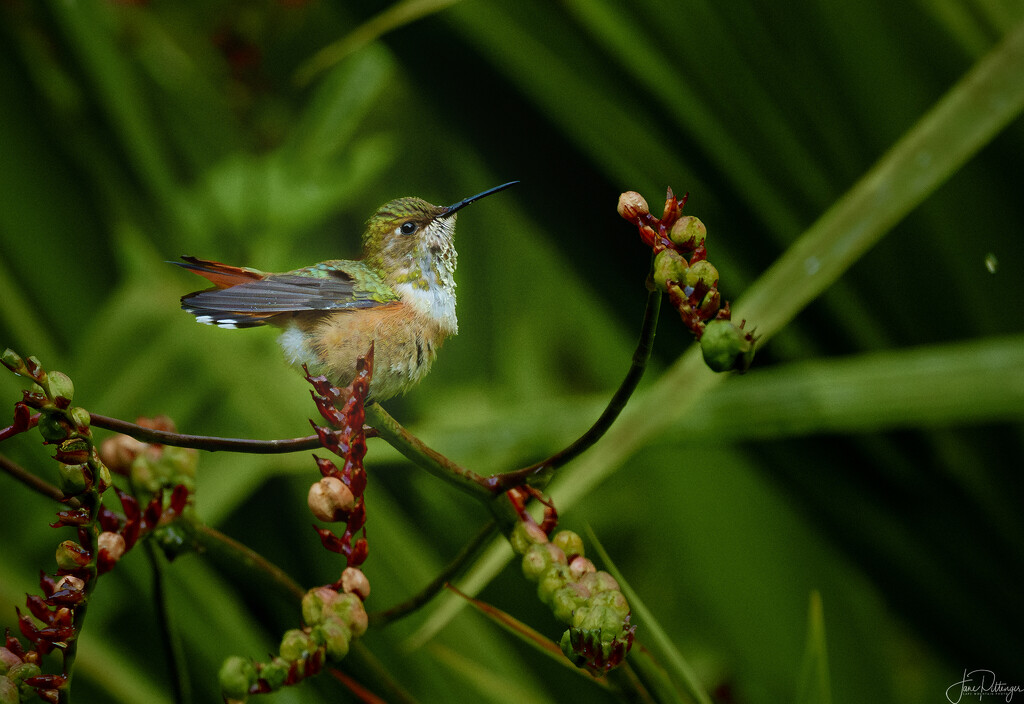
2;1;1023;703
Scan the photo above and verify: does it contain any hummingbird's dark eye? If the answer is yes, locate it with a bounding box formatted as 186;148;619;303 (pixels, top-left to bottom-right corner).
399;221;418;236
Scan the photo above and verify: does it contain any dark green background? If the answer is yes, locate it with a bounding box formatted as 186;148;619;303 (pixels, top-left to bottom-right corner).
1;2;1022;702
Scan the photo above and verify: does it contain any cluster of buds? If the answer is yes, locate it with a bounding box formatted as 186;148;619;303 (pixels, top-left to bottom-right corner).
218;569;370;702
1;353;195;702
100;416;197;497
0;352;108;702
219;349;375;701
303;350;372;568
505;487;634;675
1;349;112;496
2;631;60;704
617;191;757;372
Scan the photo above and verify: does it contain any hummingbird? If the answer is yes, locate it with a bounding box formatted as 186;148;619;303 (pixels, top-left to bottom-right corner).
176;182;517;400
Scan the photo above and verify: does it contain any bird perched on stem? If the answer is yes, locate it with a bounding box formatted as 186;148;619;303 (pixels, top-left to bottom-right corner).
177;182;517;400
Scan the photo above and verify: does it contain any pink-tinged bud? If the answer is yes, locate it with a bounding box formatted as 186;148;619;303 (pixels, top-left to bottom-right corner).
669;215;707;252
617;191;649;221
509;521;548;555
53;575;85;593
579;570;620;595
302;587;339;626
552;530;584;560
99;435;147;476
339;567;370;600
97;532;126;563
568;556;596;581
336;595;368;638
0;648;22;675
0;674;16;704
307;477;355;522
218;656;256;700
551;582;591;624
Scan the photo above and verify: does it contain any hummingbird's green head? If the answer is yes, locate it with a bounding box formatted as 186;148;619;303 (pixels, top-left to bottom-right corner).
361;182;518;333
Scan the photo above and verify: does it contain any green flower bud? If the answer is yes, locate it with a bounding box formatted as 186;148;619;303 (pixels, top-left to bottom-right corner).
551;582;591;624
559;630;587;668
37;412;68;443
521;542;565;582
319;618;351;661
95;461;113;493
1;349;23;373
684;259;718;291
551;530;584;559
0;675;17;704
700;319;754;373
55;540;90;570
579;570;620;595
279;628;315;662
326;593;368;638
57;463;89;496
163;445;198;481
260;658;289;691
572;601;629;640
652;249;688;291
218;656;256;700
669;215;707;251
592;589;631;621
537;564;571;605
302;586;338;626
45;371;74;403
509;520;548;555
7;661;41;684
69;407;91;431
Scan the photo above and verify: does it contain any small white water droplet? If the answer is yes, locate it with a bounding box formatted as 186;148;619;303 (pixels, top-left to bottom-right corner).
985;252;998;274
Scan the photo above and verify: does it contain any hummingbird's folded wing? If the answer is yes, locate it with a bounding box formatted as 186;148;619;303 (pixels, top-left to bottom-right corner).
177;257;400;329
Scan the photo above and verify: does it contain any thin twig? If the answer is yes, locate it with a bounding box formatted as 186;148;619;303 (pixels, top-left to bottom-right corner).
89;413;324;454
368;519;499;626
486;286;662;492
0;452;81;508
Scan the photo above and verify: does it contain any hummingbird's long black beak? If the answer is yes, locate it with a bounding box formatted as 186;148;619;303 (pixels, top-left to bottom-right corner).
441;181;519;218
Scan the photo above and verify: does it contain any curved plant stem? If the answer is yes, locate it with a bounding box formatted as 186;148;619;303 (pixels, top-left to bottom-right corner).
487;285;662;492
89;414;324;454
369;519;498;626
364;403;492;500
0;452;81;508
